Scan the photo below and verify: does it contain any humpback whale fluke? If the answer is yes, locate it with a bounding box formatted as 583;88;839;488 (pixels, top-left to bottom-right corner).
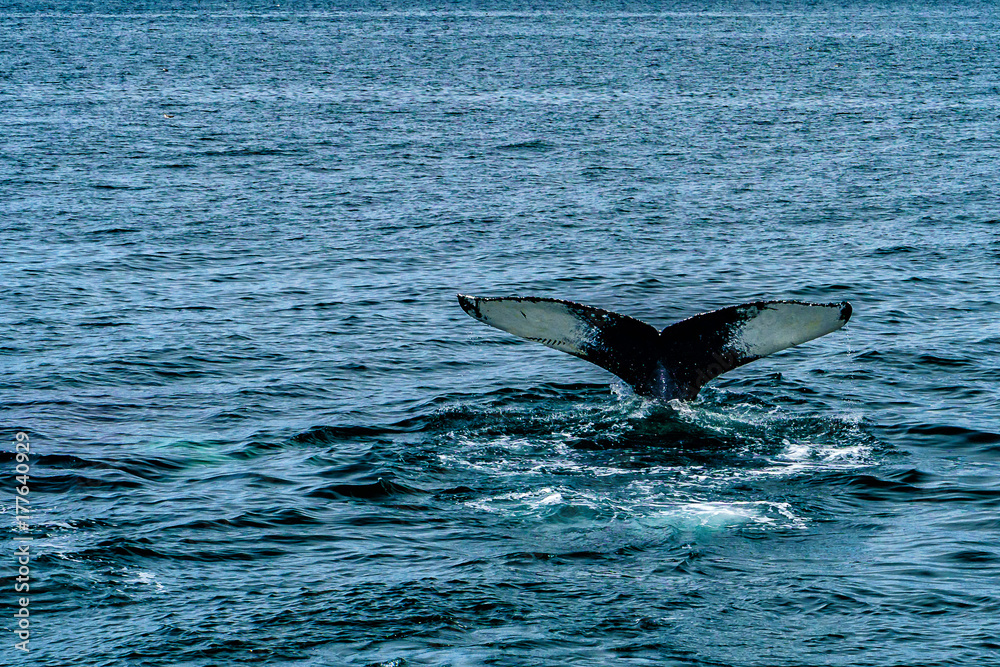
457;294;852;401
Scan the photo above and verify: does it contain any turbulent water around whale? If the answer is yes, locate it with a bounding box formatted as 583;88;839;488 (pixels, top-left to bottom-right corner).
3;4;1000;666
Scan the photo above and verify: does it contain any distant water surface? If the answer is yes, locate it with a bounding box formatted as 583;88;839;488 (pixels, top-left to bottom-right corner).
2;4;1000;666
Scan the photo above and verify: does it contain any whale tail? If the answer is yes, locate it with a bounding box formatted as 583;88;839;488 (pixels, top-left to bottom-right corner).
457;294;852;401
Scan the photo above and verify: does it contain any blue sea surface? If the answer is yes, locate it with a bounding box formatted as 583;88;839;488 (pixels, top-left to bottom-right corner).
2;3;1000;665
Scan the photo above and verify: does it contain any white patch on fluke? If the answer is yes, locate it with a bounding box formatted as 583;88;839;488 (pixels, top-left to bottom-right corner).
461;297;600;357
732;302;848;357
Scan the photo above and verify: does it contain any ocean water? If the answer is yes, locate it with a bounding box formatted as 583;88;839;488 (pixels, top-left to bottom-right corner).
2;3;1000;666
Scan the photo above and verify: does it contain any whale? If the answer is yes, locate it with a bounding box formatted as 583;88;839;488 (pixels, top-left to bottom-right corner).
457;294;852;401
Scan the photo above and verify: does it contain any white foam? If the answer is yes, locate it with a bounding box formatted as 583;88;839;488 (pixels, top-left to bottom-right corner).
639;500;807;531
774;437;871;468
441;397;873;538
468;487;589;516
115;567;166;594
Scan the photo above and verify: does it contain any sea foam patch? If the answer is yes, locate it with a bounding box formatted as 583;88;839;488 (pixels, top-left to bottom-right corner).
636;500;808;531
435;394;877;541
